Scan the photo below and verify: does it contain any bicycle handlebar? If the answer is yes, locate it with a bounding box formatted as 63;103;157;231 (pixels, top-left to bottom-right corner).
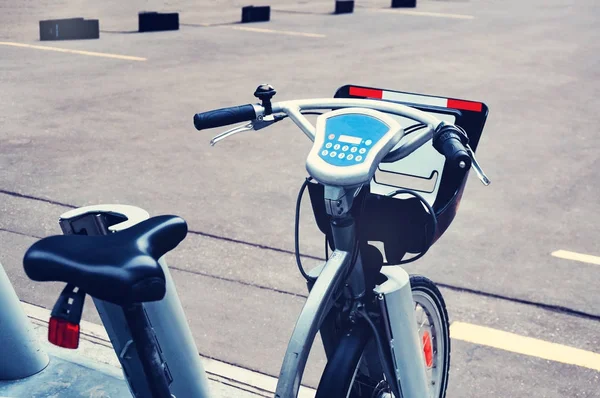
193;104;258;131
193;97;472;169
432;126;472;170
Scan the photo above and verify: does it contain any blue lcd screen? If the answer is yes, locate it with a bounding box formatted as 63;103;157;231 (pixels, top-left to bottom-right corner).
319;114;390;167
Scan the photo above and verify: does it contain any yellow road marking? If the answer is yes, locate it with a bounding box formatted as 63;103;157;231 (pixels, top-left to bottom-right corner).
370;9;475;20
451;321;600;371
228;26;326;38
551;250;600;266
0;41;147;61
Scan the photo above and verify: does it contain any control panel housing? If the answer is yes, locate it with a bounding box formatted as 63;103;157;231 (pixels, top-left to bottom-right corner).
306;108;404;188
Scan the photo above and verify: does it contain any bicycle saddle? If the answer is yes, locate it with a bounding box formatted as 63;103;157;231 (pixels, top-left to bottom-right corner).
23;215;187;306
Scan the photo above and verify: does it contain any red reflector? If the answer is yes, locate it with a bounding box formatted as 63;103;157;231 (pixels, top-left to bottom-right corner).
348;87;383;99
422;331;433;368
48;317;80;349
447;98;483;112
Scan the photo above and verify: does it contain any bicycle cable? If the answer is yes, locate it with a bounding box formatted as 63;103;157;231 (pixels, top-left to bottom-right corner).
403;123;427;136
357;307;402;398
385;189;438;265
295;177;317;282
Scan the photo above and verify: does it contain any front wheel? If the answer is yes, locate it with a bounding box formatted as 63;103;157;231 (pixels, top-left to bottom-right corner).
315;275;451;398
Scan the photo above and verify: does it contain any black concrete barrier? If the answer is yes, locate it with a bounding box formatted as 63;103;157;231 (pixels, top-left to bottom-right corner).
138;12;179;32
391;0;417;8
335;1;355;14
241;6;271;23
39;18;99;41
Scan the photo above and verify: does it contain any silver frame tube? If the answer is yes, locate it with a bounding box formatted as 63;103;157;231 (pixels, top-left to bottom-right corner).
274;250;350;398
280;104;316;141
375;267;430;398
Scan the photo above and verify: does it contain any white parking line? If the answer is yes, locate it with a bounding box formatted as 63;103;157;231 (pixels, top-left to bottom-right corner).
451;321;600;371
551;250;600;266
369;8;475;20
0;41;147;61
181;22;325;38
228;26;326;38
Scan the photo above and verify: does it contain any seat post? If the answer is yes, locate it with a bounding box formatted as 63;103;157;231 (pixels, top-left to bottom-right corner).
58;205;211;398
122;304;172;398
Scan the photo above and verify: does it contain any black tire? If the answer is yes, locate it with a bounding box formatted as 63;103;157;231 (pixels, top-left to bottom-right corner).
314;322;373;398
410;275;451;398
315;275;450;398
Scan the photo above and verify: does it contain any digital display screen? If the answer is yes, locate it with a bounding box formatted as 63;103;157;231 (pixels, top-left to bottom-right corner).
338;135;362;145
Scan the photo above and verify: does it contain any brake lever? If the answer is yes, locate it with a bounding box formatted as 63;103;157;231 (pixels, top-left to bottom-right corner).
210;122;252;146
209;115;281;146
466;144;491;186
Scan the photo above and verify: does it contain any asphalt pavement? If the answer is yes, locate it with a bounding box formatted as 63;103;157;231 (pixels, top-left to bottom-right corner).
1;0;599;396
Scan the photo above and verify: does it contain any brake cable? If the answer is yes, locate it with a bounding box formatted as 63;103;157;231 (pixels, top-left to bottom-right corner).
294;177;317;282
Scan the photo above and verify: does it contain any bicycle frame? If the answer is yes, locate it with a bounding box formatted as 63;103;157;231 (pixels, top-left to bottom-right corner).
275;207;429;397
58;205;210;398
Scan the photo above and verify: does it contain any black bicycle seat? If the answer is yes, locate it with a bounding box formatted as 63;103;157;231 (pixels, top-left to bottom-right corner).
23;215;187;306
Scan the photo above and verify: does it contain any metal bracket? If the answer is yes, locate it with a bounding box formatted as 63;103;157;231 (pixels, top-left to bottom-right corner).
59;205;150;235
323;186;362;217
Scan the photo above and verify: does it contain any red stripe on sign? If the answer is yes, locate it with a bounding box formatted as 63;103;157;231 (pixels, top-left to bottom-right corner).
349;87;383;99
447;98;483;112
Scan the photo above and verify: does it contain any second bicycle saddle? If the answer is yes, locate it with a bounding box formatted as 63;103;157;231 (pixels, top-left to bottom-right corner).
23;215;187;306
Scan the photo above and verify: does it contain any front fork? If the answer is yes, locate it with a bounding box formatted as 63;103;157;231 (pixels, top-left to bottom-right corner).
313;215;429;398
315;264;429;398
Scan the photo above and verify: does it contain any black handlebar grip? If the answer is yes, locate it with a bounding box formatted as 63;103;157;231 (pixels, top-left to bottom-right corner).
193;104;256;131
433;128;472;170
